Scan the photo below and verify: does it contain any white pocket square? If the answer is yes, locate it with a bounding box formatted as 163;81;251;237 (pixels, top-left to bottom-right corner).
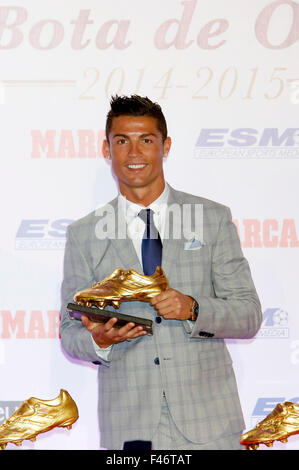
184;238;206;250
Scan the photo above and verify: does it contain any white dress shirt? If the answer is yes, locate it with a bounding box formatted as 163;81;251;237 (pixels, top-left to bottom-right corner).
119;182;169;263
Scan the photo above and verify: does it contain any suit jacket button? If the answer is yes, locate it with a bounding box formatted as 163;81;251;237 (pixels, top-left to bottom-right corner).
154;357;160;365
155;316;162;324
199;330;214;338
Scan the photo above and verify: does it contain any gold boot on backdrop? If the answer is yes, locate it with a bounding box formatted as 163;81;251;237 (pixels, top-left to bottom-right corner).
0;389;78;450
74;266;169;309
240;401;299;450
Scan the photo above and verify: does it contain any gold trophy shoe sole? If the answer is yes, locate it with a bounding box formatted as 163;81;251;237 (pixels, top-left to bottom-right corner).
240;401;299;450
74;266;169;309
0;389;78;450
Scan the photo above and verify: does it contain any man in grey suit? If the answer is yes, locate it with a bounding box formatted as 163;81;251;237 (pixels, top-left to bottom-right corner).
60;95;262;450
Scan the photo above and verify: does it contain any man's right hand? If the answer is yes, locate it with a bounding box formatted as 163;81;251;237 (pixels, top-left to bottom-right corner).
81;315;147;349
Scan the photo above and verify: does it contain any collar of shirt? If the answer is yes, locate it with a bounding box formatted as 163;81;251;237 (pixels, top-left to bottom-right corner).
118;183;169;238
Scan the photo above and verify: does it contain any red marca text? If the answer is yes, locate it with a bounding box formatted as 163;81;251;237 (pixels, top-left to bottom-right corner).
31;130;105;158
233;219;299;248
1;311;60;339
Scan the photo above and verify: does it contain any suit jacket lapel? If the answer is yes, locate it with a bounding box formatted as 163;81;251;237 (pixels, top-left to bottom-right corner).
161;185;184;278
95;186;185;277
107;196;143;272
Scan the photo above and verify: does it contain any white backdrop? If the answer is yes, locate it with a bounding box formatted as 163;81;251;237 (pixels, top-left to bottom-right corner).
1;0;299;450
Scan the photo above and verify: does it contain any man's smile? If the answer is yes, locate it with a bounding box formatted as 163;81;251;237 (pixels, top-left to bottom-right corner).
126;163;148;170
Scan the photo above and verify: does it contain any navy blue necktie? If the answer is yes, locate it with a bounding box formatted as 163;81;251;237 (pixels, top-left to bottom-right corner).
138;209;162;276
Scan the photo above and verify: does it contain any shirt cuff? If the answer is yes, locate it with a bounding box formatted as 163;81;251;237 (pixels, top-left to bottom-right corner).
91;336;112;361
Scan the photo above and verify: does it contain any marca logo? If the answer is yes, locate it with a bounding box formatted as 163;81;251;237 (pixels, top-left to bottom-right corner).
31;130;105;159
255;308;289;339
251;397;299;428
233;219;299;248
15;219;73;250
0;402;22;424
0;310;60;339
195;128;299;159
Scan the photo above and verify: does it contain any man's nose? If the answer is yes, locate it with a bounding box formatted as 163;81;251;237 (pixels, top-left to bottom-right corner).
128;140;140;157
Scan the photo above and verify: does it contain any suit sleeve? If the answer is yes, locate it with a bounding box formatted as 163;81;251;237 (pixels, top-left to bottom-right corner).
189;206;262;339
60;224;111;365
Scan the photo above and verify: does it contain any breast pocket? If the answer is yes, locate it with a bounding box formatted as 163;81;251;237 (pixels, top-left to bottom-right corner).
179;243;211;274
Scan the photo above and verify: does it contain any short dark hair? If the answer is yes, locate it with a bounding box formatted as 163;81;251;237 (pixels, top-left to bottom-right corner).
105;95;168;142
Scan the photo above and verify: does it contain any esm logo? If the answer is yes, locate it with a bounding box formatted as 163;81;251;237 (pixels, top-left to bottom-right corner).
251;397;299;428
195;128;299;159
15;219;73;250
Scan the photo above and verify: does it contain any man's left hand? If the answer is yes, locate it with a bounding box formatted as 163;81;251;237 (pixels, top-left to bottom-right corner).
150;288;193;321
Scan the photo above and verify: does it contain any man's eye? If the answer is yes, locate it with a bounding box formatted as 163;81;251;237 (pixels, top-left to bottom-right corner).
117;138;127;144
143;138;152;144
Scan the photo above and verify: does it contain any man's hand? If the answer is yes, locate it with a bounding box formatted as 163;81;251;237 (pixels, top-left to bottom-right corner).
81;315;147;349
150;288;193;321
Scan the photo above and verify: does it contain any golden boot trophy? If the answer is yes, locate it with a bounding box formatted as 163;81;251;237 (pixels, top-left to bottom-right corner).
68;267;169;334
0;389;78;450
74;266;169;309
240;401;299;450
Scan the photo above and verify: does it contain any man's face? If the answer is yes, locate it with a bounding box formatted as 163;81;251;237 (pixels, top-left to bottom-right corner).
103;115;171;197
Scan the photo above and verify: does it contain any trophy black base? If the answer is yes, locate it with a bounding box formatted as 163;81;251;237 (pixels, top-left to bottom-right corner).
67;303;153;335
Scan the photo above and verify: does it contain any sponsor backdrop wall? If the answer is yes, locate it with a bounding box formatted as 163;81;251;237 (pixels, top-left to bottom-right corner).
1;0;299;450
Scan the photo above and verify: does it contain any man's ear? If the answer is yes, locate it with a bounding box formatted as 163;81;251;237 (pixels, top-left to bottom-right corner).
163;136;171;158
102;139;111;159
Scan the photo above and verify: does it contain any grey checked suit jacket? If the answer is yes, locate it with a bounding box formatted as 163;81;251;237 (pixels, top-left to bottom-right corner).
60;185;262;450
